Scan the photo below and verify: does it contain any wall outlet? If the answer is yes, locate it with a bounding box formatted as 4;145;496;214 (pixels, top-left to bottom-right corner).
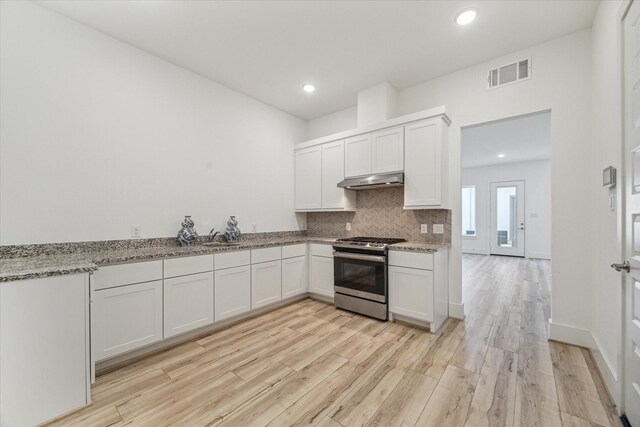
433;224;444;234
420;224;428;234
251;223;257;232
346;222;351;231
131;225;141;239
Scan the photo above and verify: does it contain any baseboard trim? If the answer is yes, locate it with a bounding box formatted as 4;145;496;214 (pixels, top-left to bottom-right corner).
548;320;595;348
462;249;488;255
591;334;621;408
449;302;465;319
526;252;551;260
548;321;622;411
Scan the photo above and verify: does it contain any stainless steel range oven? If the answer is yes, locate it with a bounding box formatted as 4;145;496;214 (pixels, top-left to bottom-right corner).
332;237;405;320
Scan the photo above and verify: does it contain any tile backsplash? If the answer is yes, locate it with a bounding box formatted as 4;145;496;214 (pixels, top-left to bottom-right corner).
307;187;451;243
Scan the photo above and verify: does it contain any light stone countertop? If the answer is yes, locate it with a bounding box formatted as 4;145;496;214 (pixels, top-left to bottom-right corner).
0;236;448;283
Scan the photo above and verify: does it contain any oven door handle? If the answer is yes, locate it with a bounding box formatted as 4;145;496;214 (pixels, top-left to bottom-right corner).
333;251;386;263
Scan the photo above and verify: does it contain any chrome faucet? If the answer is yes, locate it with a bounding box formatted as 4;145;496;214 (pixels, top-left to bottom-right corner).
208;228;220;242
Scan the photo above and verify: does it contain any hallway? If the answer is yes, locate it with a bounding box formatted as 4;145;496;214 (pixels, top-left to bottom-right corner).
463;254;620;426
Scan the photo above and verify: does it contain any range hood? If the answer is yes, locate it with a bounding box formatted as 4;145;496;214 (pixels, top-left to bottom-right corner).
337;172;404;190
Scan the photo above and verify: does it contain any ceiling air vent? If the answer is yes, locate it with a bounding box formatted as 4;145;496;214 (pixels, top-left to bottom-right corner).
487;58;531;89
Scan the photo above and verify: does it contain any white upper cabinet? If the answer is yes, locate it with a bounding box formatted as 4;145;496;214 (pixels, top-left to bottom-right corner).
372;127;404;174
294;107;450;211
294;141;355;212
404;118;449;209
322;141;355;210
294;146;322;210
345;134;373;177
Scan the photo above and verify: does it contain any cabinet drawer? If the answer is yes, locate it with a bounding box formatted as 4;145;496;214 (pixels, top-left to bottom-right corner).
251;247;281;264
310;243;334;258
93;260;163;290
164;255;213;278
214;250;251;270
282;244;306;259
388;251;433;270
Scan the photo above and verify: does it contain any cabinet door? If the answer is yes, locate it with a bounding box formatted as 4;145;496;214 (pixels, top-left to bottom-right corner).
1;275;88;427
404;120;442;207
322;140;348;209
163;272;214;338
388;266;433;322
215;265;251;321
93;280;163;361
295;146;322;210
282;256;307;298
345;134;372;177
372;127;404;174
251;260;282;309
310;255;334;298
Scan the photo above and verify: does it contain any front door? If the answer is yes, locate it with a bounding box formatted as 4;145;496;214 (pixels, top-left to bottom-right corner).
622;1;640;425
490;180;525;257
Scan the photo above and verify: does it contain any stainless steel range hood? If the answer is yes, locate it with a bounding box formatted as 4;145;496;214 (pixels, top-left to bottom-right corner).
337;172;404;190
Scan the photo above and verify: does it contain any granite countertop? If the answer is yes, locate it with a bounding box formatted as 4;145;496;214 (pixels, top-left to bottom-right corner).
0;236;448;283
388;242;450;252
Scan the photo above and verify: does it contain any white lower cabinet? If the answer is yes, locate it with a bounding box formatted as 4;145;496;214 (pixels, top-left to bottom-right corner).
389;266;434;322
93;280;163;361
215;265;251;321
251;260;282;309
282;255;307;298
163;272;214;338
310;255;334;298
388;249;448;332
1;274;89;427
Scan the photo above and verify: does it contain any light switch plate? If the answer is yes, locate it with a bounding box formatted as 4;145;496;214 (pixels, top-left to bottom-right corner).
420;224;428;234
131;225;141;239
433;224;444;234
346;222;352;231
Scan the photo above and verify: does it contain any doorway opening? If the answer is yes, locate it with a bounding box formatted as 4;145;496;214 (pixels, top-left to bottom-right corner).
460;110;552;312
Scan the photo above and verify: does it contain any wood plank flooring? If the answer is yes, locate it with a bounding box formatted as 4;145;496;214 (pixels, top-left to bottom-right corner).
46;255;621;427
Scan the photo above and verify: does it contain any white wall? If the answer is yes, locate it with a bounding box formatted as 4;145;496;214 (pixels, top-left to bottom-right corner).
462;160;551;259
305;106;357;141
0;1;307;244
590;0;626;407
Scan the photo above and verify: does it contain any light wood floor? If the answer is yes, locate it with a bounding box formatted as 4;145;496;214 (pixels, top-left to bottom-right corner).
47;255;621;427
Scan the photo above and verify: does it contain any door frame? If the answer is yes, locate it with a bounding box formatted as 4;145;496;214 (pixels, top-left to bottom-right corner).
489;180;525;257
622;0;638;422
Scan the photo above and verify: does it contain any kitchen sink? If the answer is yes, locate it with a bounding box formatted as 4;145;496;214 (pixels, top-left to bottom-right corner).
201;241;240;247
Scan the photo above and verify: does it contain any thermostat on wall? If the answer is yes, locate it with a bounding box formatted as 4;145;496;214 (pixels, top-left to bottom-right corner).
603;166;616;188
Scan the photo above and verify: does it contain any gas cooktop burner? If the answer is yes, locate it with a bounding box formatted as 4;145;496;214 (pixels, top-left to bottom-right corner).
335;236;406;247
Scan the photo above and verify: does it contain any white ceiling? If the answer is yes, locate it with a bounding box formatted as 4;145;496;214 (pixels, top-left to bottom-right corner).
461;111;551;168
36;1;598;120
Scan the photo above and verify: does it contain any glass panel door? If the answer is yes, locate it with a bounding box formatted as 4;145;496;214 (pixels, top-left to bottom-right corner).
490;181;525;257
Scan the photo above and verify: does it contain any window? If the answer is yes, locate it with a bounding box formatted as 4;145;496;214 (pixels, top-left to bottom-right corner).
462;186;476;236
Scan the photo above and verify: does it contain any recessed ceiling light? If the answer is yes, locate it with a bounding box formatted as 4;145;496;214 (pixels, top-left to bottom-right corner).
497;153;505;158
455;9;477;26
303;83;316;93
